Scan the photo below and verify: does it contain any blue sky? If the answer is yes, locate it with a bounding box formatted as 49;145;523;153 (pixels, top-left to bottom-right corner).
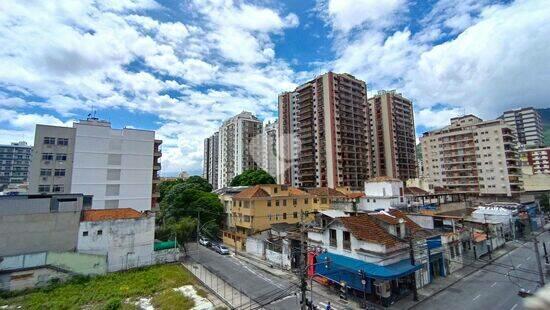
1;0;549;176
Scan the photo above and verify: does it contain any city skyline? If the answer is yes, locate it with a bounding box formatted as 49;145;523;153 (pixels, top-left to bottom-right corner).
1;0;549;176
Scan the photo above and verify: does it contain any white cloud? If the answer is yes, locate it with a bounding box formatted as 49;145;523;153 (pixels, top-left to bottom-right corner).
415;107;463;131
319;0;406;33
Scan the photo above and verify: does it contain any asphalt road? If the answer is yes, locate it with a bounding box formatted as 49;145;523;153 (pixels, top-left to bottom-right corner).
413;232;549;310
188;245;301;309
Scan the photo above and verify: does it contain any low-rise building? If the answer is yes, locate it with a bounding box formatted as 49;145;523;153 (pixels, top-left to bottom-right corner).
308;209;439;306
77;208;155;272
361;177;406;211
222;184;321;250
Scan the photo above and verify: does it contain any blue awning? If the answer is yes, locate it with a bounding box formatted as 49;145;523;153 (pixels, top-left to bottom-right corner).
316;252;422;284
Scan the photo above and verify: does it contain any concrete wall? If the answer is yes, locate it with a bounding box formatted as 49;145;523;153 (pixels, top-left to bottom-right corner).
77;215;155;272
0;197;82;256
0;266;70;292
46;252;107;275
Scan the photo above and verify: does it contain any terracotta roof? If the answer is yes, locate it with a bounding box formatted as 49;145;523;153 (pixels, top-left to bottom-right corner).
305;187;346;197
388;209;424;233
81;208;143;222
346;192;366;199
288;188;310;196
404;186;429;196
365;176;401;183
340;215;402;248
369;212;401;225
233;185;270;199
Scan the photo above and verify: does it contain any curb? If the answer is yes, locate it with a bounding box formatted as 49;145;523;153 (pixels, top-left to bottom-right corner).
233;251;297;280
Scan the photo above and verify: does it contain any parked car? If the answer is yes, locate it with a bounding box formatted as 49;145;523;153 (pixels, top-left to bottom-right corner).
199;236;210;246
212;244;230;255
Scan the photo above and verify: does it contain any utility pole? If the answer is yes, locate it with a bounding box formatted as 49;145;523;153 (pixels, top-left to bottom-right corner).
300;211;307;310
533;234;546;287
408;237;418;301
197;211;200;260
484;214;492;260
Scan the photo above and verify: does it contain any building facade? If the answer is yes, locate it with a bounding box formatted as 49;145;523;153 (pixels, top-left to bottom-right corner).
368;90;417;181
29;118;159;211
521;147;550;174
262;120;278;179
0;142;32;189
203;132;219;189
420;115;523;196
77;208;155;272
277;72;371;190
501;107;544;147
218;112;262;188
152;139;162;210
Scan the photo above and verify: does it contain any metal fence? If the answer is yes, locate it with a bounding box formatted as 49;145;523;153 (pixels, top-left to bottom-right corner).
182;258;260;309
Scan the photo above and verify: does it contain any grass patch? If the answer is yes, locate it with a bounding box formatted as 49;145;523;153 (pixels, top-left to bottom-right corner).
195;288;209;298
151;289;195;309
0;264;196;310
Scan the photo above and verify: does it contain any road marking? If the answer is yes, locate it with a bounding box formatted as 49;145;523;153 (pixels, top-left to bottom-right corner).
472;294;481;301
511;303;518;310
491;282;497;287
516;264;522;268
526;256;531;260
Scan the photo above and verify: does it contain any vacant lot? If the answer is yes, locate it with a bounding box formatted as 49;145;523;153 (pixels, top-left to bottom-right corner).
0;264;201;309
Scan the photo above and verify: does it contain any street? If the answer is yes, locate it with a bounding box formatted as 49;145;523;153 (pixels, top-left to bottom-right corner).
412;232;549;310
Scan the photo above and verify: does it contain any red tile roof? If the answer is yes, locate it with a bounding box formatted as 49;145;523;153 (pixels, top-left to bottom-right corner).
305;187;346;197
404;186;429;196
81;208;143;222
370;212;401;225
346;192;366;199
388;209;431;236
233;186;270;199
340;215;402;248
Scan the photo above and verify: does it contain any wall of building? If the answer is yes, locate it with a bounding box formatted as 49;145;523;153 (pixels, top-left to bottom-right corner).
77;216;155;272
0;195;83;256
46;252;107;275
0;142;32;188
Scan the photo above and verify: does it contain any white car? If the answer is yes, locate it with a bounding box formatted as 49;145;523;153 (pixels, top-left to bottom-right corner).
199;237;210;246
213;244;230;255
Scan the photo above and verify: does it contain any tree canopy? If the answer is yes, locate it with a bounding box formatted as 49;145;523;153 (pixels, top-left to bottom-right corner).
158;176;222;240
229;169;275;186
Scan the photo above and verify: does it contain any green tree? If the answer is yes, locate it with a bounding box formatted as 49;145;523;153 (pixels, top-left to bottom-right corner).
230;169;275;186
158;178;184;202
169;217;197;255
539;193;549;213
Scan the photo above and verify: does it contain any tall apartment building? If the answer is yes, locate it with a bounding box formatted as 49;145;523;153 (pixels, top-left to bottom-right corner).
262;120;278;179
277;72;371;190
217;112;262;187
203;132;219;189
152;139;162;210
29;118;159;211
521;147;550;174
0;142;32;189
501;107;544;147
420;115;522;196
368;90;417;181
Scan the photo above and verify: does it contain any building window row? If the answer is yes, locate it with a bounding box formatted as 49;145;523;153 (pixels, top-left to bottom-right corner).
43;137;69;145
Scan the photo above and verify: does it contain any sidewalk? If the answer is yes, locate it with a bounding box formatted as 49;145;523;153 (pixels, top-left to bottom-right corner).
392;241;522;309
232;249;297;280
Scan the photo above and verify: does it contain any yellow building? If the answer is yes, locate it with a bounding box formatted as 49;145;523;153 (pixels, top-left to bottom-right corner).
222;184;324;250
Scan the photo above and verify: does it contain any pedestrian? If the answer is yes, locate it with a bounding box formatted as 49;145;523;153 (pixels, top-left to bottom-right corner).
326;301;331;310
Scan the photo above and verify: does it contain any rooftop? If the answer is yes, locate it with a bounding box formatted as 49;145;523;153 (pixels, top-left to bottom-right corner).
81;208;144;222
340;215;402;248
305;187;346;197
365;176;402;183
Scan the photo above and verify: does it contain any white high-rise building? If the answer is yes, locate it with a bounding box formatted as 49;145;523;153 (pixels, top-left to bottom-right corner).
262;120;278;179
501;107;544;147
420;115;523;197
203;132;219;189
29;118;159;211
217;112;262;187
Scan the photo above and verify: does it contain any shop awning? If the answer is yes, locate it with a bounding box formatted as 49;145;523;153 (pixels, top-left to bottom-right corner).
316;252;422;283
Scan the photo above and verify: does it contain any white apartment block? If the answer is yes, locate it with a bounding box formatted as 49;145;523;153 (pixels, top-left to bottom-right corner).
262;120;278;179
217;112;262;187
203;132;219;189
501;107;544;147
29;118;158;211
521;147;550;174
420;115;523;197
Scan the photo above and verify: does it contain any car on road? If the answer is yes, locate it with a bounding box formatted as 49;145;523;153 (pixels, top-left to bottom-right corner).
212;243;230;255
199;236;210;246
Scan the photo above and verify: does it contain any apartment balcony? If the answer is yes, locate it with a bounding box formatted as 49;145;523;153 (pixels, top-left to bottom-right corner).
441;144;475;151
154;150;162;157
152;178;161;184
152;192;160;198
153;163;161;170
442;152;476;159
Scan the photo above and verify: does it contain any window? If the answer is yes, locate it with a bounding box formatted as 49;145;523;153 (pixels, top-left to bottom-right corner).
40;169;52;176
38;185;50;192
107;169;121;180
313;198;318;203
275;200;280;206
343;231;351;251
97;230;103;236
396;225;401;237
267;200;272;207
304;198;308;204
274;187;278;193
82;231;89;237
329;229;337;247
268;214;272;221
43;137;56;145
293;212;298;218
106;184;120;196
42;153;54;160
54;169;65;176
57;138;69;146
283;213;287;219
52;185;64;192
282;199;287;206
293;199;297;205
56;153;67;161
450;245;455;258
321;198;327;204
